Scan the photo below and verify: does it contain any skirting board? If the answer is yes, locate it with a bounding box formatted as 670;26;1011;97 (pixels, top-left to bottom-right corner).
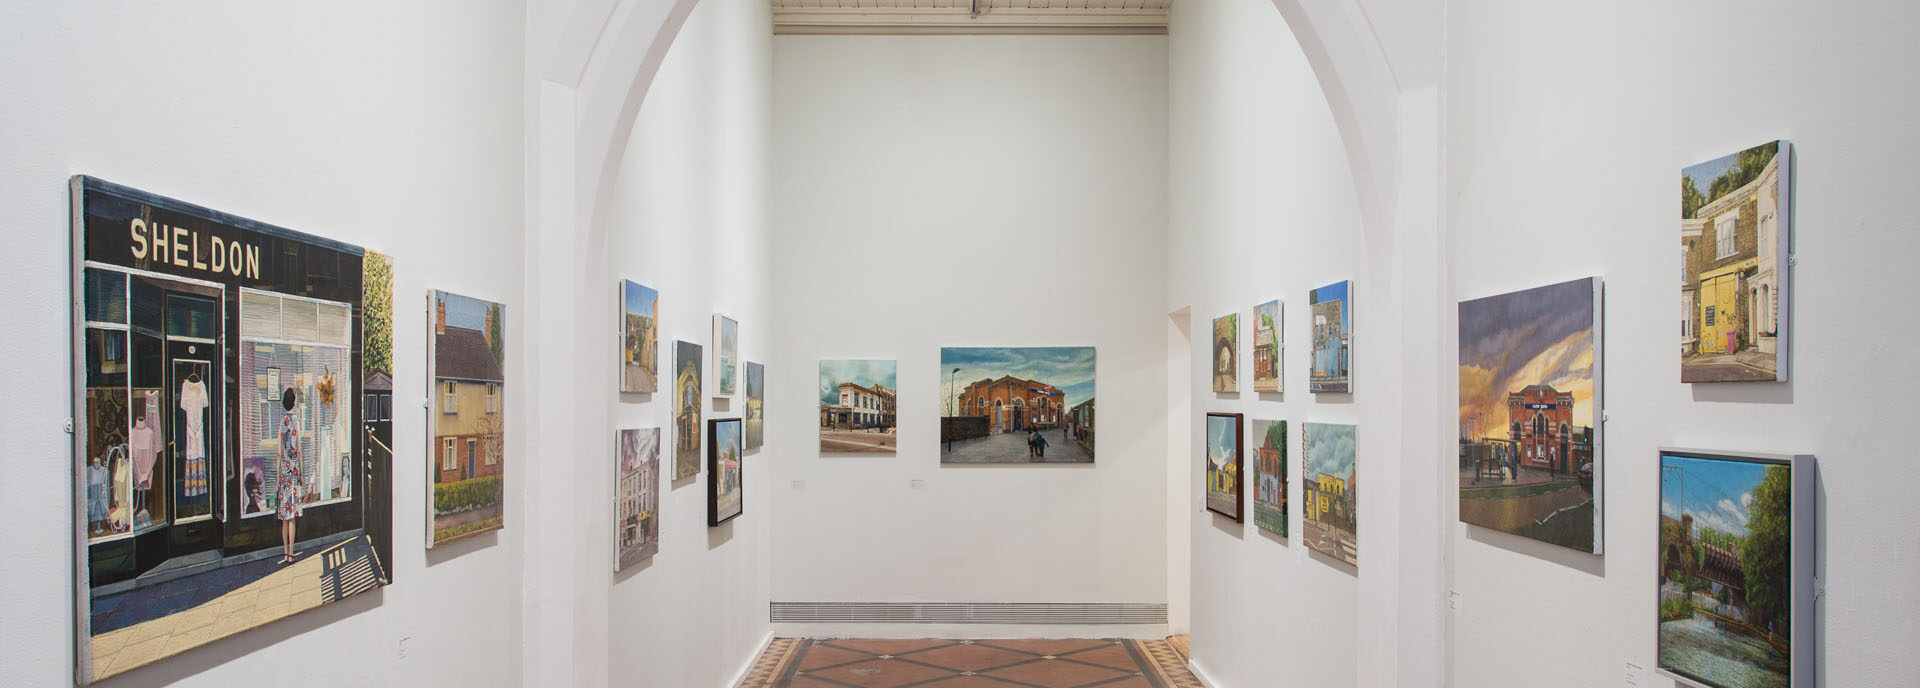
1187;659;1220;688
771;622;1170;640
770;601;1168;624
728;631;775;688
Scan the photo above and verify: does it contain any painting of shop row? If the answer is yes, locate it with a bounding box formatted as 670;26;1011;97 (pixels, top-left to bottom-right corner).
71;177;392;684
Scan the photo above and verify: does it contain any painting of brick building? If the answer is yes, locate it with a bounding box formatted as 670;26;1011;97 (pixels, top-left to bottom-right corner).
429;290;506;547
1680;141;1790;382
1303;422;1357;567
1253;300;1282;393
1457;277;1601;554
940;347;1096;463
1251;419;1287;537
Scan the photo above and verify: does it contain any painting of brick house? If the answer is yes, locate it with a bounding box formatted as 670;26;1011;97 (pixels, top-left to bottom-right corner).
429;290;506;547
1680;141;1790;383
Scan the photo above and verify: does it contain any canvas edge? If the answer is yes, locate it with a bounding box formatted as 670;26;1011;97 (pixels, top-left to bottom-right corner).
1775;140;1793;383
70;175;95;686
1591;276;1605;555
1652;447;1813;688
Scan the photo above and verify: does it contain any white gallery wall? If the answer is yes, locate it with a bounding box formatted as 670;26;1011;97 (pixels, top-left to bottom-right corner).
767;35;1171;634
0;1;527;686
1166;1;1372;686
1449;2;1920;687
598;0;776;685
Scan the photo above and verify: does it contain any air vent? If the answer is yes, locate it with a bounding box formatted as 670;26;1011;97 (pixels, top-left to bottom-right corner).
770;602;1167;624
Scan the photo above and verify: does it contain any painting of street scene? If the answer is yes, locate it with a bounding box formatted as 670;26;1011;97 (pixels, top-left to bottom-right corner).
819;359;896;453
744;361;764;452
1204;413;1243;522
714;314;738;397
1310;281;1352;393
1302;422;1357;566
1681;141;1790;383
1253;300;1282;393
615;427;659;570
1212;312;1238;393
429;291;507;546
70;179;392;683
1251;419;1287;537
1659;452;1796;688
1457;277;1602;554
940;347;1096;464
619;280;658;394
708;419;744;526
674;341;703;479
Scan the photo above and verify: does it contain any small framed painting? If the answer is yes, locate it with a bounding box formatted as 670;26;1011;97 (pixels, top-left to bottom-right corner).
1204;412;1244;522
708;418;744;526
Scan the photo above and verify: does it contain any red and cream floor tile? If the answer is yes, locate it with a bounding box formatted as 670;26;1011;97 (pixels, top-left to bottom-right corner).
740;637;1203;688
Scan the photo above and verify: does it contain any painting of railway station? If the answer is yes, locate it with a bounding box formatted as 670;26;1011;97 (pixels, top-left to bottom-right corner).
1457;277;1601;554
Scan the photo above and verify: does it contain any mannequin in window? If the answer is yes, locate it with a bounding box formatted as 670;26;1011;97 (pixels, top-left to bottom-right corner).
277;388;305;564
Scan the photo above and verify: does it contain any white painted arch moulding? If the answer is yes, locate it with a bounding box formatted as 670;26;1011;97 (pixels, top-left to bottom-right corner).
522;1;1437;687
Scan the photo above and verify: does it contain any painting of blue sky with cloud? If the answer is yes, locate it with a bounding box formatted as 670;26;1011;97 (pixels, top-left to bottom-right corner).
940;347;1096;463
1658;451;1796;688
1457;277;1602;554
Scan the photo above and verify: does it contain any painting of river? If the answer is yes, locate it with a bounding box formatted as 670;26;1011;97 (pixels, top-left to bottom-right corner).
1657;450;1796;688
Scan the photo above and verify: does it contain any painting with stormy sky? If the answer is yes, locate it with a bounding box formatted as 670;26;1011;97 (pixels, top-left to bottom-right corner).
1457;276;1603;553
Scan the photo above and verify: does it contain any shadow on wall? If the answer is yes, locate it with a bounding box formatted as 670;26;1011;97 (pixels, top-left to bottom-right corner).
1462;524;1604;578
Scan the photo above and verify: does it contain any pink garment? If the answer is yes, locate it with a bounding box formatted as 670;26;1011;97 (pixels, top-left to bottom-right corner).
130;419;158;489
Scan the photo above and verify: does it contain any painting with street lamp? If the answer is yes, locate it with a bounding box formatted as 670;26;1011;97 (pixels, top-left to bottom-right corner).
940;347;1096;464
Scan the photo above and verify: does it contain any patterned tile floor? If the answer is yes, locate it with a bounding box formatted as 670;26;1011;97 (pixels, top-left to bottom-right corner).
740;638;1203;688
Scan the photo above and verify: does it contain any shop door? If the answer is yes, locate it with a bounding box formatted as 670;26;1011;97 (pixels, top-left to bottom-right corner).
165;293;222;553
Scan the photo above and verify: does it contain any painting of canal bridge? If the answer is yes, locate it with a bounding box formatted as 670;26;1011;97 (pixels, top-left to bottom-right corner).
1680;141;1791;383
1457;277;1603;554
940;347;1095;463
1657;449;1812;688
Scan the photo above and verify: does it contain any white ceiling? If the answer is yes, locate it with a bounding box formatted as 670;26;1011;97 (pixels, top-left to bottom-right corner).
772;0;1172;35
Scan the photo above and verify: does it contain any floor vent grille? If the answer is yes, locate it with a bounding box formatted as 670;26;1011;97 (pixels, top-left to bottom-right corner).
770;602;1167;624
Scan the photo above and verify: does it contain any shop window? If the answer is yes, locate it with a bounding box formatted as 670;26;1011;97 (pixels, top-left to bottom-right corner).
84;269;128;324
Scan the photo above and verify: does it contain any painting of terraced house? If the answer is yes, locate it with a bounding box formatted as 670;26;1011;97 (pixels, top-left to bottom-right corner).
1680;141;1790;383
1457;277;1602;554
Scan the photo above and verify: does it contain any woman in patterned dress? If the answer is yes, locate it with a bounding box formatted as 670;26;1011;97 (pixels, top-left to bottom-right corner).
278;388;304;564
